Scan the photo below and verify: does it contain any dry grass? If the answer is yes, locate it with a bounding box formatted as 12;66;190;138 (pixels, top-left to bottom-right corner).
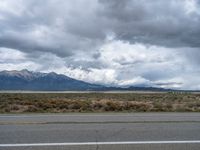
0;92;200;113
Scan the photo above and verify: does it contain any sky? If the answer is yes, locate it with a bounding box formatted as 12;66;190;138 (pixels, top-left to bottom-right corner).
0;0;200;90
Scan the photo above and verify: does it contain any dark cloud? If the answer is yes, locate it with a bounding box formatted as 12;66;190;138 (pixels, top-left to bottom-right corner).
155;82;183;86
0;0;105;57
1;0;200;56
99;0;200;47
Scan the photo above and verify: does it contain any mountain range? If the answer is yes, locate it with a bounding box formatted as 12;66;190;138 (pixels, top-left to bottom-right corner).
0;70;170;91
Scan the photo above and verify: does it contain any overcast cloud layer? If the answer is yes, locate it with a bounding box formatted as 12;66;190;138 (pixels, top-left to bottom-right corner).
0;0;200;90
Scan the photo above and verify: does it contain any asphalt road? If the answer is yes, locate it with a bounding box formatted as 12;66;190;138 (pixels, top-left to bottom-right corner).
0;113;200;150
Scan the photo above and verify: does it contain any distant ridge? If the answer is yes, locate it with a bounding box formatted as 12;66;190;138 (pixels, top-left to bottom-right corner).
0;70;171;91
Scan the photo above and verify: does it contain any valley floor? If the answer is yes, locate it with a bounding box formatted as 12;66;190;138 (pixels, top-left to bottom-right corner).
0;92;200;113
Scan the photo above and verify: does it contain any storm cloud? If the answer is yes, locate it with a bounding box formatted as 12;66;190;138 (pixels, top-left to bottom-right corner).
0;0;200;89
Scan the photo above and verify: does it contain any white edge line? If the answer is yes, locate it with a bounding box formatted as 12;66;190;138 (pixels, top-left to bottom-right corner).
1;141;200;147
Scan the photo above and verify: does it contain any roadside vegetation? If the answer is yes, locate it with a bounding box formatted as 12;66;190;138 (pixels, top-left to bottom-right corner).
0;92;200;113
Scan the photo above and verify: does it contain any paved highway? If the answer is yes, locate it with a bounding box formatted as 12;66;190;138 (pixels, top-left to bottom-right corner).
0;113;200;150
